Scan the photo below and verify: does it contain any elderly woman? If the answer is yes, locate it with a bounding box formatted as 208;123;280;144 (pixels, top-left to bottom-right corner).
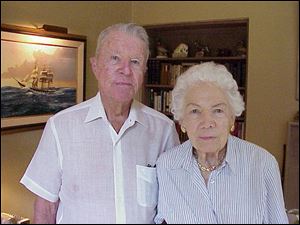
154;62;289;224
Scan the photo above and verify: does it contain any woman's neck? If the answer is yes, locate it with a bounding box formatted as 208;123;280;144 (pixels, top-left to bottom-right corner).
193;147;226;172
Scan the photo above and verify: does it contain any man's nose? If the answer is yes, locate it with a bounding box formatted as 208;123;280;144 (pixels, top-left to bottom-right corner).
120;60;132;76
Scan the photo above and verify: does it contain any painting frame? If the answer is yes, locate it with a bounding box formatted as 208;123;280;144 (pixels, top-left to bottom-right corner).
1;24;86;130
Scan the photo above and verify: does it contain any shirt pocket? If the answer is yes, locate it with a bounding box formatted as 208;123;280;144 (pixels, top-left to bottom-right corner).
136;165;158;207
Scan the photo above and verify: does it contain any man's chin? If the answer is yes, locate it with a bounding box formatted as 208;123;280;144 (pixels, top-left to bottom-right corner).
113;92;135;104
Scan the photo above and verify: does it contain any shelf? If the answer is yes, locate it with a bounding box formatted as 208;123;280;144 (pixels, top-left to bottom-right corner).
144;18;249;31
158;112;245;121
145;84;174;89
143;19;248;141
145;84;246;92
149;56;246;62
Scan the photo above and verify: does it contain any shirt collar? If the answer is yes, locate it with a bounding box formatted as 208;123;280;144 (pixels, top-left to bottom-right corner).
224;135;238;174
176;136;238;174
84;92;147;127
84;92;107;123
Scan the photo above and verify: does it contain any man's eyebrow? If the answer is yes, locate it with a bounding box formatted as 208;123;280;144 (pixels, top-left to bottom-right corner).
185;103;200;107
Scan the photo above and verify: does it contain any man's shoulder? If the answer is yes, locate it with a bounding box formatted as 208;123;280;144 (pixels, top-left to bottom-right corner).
52;95;95;120
137;102;174;126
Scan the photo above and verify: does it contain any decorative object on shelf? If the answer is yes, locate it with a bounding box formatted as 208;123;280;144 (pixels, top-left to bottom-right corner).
172;43;188;58
217;48;232;57
156;39;168;58
193;40;210;57
235;40;247;57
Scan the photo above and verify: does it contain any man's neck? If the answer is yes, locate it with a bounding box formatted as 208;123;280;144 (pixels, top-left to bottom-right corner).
100;93;132;133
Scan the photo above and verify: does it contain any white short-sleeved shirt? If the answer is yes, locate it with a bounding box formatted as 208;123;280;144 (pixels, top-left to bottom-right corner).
20;92;180;224
155;135;289;224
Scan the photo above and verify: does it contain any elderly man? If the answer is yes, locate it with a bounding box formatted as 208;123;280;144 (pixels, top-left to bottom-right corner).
20;23;179;224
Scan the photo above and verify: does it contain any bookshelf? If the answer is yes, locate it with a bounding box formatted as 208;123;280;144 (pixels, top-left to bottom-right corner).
143;19;248;142
283;122;299;210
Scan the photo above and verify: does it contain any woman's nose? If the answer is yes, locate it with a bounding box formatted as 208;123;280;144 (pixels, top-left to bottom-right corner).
200;112;216;128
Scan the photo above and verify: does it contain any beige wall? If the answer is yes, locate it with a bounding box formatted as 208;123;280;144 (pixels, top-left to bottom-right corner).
1;0;299;221
132;0;299;173
1;1;132;220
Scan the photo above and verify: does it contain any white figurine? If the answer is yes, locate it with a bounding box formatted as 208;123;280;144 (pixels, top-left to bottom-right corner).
172;43;188;58
156;41;168;58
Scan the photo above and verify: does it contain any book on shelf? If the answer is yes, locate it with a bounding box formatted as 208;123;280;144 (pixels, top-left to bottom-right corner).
149;88;154;108
147;60;161;84
160;63;171;85
223;61;246;87
231;121;245;139
147;59;198;86
149;89;172;114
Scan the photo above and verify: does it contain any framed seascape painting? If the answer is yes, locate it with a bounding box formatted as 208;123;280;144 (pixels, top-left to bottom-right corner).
1;24;86;129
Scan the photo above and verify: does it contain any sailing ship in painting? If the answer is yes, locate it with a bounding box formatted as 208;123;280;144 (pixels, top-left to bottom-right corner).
13;63;55;93
1;63;77;119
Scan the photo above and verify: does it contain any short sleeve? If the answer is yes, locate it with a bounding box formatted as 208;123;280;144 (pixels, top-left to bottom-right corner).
20;117;62;202
263;156;289;224
165;122;180;151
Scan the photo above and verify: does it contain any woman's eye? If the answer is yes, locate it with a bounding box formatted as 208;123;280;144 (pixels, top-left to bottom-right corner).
214;108;224;113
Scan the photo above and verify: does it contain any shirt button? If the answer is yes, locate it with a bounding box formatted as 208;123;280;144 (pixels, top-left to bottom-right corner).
210;180;215;184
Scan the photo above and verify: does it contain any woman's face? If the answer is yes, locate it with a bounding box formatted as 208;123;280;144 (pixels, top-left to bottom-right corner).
181;82;234;154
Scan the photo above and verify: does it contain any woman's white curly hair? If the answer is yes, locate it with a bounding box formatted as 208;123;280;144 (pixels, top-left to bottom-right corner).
171;61;245;122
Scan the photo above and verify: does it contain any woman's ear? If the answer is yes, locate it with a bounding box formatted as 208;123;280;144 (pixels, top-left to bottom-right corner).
229;115;236;132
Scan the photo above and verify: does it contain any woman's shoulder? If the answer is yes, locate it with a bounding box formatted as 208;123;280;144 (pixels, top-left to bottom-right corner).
157;140;192;169
229;135;276;162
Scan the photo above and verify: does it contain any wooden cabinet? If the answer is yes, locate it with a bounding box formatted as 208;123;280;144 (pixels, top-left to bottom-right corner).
283;122;299;210
143;19;248;142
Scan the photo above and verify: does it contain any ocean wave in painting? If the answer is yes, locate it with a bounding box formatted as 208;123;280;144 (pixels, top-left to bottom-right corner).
1;86;76;118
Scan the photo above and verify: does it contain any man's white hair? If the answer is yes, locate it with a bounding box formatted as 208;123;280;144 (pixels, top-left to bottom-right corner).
95;23;149;61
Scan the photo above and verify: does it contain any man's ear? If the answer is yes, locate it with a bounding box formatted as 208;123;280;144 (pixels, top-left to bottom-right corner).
90;57;98;75
90;57;96;68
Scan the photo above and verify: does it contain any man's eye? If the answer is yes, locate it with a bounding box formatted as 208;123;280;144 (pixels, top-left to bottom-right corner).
191;109;199;114
111;55;119;61
131;59;140;65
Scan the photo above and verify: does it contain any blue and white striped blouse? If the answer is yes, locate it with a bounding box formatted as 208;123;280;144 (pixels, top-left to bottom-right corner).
155;135;289;224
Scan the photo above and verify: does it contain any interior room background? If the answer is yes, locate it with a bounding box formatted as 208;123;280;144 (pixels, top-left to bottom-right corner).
1;1;298;221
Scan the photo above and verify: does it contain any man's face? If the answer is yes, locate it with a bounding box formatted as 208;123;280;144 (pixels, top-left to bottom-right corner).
91;30;147;104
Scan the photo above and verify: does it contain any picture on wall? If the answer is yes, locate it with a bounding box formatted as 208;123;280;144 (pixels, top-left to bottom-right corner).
1;24;86;129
